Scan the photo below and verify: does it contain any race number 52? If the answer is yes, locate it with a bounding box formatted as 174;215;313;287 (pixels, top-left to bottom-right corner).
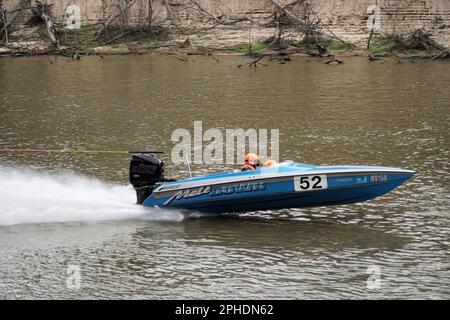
294;175;328;192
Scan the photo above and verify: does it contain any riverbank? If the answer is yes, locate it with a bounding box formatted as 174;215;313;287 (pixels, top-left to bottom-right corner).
1;25;449;61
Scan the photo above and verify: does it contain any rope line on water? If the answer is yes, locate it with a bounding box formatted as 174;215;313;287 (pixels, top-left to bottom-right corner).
0;148;163;154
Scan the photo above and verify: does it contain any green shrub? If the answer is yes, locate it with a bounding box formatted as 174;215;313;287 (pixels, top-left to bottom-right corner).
370;39;398;54
147;39;160;49
294;39;349;51
325;40;348;51
229;42;268;53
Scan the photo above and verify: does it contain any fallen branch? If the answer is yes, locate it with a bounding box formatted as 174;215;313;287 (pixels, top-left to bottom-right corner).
368;52;382;61
169;55;189;62
238;55;267;69
324;56;344;64
431;50;450;60
208;55;220;63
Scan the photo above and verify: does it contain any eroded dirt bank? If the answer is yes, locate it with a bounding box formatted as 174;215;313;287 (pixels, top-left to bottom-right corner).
1;0;449;60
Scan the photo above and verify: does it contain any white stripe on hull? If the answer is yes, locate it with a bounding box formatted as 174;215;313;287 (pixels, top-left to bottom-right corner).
154;168;414;195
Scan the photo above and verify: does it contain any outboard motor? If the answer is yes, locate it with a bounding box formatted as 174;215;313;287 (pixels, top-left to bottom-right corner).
129;153;165;205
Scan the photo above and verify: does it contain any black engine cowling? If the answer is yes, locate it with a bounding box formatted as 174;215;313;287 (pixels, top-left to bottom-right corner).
129;153;164;204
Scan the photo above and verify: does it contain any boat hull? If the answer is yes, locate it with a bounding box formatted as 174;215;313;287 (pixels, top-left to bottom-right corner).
142;168;414;213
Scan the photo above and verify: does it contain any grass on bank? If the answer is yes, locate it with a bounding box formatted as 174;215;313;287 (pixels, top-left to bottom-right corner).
58;25;96;52
56;25;169;52
228;42;268;53
147;37;161;49
369;38;398;54
326;40;348;51
293;37;404;55
294;39;350;52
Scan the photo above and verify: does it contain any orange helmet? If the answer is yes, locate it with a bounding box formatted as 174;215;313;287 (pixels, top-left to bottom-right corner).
244;153;261;168
263;159;277;167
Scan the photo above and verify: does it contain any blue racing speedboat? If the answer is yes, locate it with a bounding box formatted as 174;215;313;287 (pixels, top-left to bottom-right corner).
129;153;414;213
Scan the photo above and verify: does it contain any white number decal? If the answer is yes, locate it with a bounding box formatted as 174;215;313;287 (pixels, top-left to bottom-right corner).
66;5;81;30
294;175;328;192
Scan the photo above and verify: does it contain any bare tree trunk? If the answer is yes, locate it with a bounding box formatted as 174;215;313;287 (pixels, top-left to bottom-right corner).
367;18;375;50
0;0;8;44
148;0;153;27
1;15;8;44
41;12;57;45
248;12;253;56
31;1;59;48
366;0;378;50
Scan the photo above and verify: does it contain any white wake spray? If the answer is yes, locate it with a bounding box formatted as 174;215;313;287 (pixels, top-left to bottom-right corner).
0;166;187;226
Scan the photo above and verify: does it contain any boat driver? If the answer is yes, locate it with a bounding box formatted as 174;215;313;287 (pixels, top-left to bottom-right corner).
242;153;261;171
263;159;277;167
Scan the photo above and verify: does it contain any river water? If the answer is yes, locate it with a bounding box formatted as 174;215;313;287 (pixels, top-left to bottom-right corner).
0;55;449;299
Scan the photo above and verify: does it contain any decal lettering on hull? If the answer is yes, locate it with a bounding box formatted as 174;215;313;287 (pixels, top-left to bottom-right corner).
210;182;266;196
370;175;388;183
163;182;266;205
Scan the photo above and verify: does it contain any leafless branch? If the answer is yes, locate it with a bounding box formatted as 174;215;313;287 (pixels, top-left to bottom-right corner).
95;0;136;40
238;55;267;69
